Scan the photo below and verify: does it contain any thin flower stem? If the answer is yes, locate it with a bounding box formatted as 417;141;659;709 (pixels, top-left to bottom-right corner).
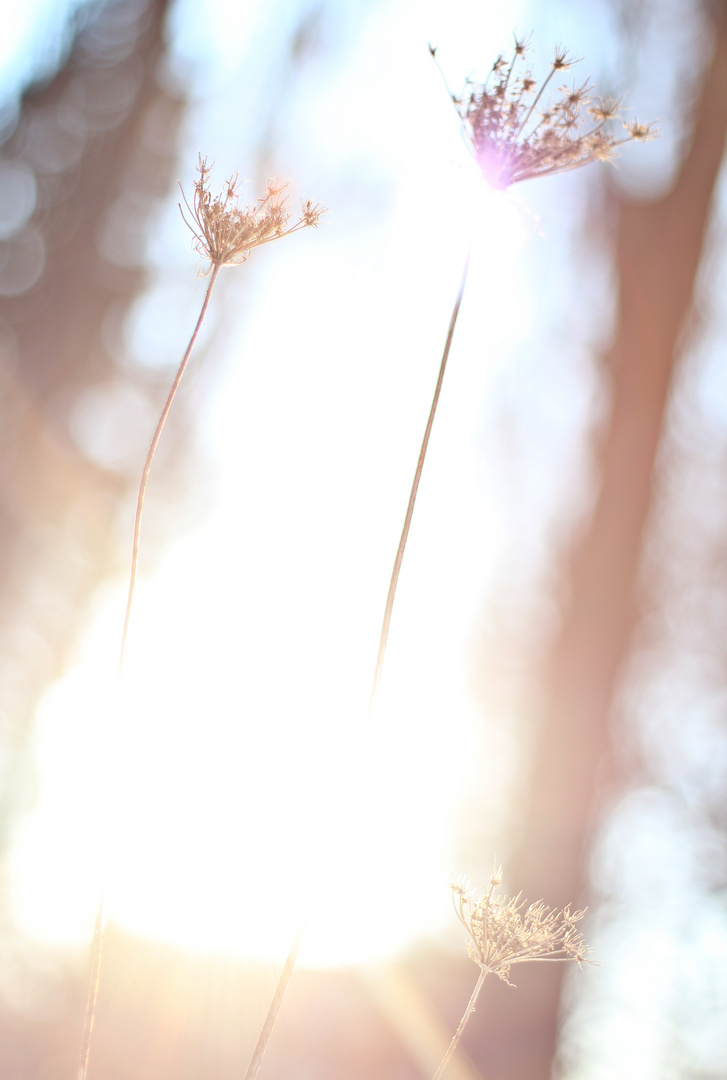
77;897;105;1080
515;64;557;136
119;262;222;675
78;264;222;1080
243;920;307;1080
368;249;471;713
239;254;472;1080
432;968;488;1080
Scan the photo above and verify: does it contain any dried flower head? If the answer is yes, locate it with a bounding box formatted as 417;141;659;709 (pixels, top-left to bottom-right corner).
179;155;325;271
450;37;656;188
451;868;590;984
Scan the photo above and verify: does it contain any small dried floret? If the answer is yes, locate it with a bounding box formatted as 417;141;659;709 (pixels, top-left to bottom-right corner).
559;78;591;109
589;96;621;122
552;46;576;71
451;872;591;984
179;155;325;272
301;198;325;228
447;39;656;189
585;129;617;161
626;120;657;141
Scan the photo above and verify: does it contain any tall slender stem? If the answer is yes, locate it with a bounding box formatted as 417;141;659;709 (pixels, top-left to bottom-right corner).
242;921;307;1080
239;254;472;1080
432;968;488;1080
119;263;222;675
368;250;471;712
77;898;105;1080
78;263;222;1080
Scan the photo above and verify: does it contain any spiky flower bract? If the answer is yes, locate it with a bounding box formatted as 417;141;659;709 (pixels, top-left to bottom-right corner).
179;155;325;271
451;867;590;985
451;38;656;188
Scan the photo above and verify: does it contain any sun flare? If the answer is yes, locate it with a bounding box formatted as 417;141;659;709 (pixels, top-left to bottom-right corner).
7;159;527;974
9;532;477;970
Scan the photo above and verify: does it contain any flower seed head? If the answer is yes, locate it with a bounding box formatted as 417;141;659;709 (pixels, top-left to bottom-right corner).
448;39;655;189
451;872;591;984
179;155;325;271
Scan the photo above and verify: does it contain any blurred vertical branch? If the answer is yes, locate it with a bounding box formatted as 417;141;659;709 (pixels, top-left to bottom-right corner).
473;11;727;1080
0;0;183;1068
0;0;182;823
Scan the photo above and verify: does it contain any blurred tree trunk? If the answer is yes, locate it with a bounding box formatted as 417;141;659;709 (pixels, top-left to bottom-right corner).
472;16;727;1080
0;0;184;1073
0;0;181;854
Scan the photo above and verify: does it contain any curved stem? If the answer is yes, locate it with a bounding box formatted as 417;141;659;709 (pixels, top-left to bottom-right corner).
242;920;307;1080
368;250;471;712
432;968;487;1080
119;263;221;675
78;264;222;1080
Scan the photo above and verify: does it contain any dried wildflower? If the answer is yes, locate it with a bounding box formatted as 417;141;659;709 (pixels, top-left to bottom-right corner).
433;867;591;1080
369;45;657;722
119;160;322;668
451;868;590;984
453;37;656;188
179;155;324;271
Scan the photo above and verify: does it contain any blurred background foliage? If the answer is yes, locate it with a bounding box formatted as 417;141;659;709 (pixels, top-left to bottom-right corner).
0;0;726;1077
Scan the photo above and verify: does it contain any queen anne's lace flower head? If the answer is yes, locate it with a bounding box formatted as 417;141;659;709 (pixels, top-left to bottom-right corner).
179;155;324;271
451;868;591;985
444;38;655;189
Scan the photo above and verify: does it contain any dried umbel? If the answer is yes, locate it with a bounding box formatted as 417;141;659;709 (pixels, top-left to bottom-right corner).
433;868;591;1080
180;154;324;269
451;868;589;984
448;38;655;188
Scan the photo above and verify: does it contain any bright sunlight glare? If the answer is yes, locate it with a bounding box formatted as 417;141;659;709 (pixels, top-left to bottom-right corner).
5;0;533;968
8;540;476;968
